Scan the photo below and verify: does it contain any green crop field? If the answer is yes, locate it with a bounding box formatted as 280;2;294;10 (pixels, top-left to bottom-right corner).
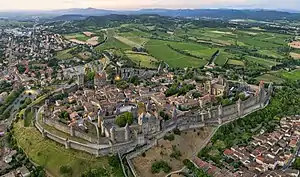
114;36;142;47
89;24;292;70
258;50;284;59
126;53;158;68
246;56;281;68
64;33;90;41
256;74;284;83
95;37;131;51
279;69;300;81
227;59;245;66
145;40;207;68
13;120;123;177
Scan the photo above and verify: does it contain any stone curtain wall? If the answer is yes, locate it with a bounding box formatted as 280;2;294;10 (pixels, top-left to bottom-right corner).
34;86;271;160
125;91;271;177
44;118;95;142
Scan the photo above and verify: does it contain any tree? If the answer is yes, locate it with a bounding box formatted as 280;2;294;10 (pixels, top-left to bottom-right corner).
192;92;202;98
16;64;26;74
293;158;300;170
108;155;120;168
115;112;134;127
116;80;129;89
60;165;73;176
86;71;95;82
151;161;171;174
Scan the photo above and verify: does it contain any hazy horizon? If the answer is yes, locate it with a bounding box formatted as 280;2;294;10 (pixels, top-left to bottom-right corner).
0;0;299;12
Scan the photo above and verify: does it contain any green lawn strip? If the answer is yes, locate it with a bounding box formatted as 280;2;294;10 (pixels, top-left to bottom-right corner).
24;110;34;127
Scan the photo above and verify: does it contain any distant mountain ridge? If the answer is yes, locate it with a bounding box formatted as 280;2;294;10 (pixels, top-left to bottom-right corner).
1;8;300;21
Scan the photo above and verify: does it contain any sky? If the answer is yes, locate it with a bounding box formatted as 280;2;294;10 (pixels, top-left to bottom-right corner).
0;0;299;11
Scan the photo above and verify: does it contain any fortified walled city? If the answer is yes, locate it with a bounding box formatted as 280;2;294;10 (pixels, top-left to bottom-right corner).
1;8;300;177
31;62;272;175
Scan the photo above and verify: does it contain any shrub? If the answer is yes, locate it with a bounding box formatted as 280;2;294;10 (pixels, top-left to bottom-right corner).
142;152;146;157
173;128;181;135
108;155;120;168
151;161;171;174
59;165;72;175
170;145;182;159
163;134;175;141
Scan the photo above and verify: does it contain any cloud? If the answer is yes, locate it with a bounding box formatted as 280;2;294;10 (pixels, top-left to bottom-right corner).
0;0;299;11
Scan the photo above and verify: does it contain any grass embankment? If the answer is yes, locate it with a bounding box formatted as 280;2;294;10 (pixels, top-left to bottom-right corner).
24;109;34;127
13;119;124;177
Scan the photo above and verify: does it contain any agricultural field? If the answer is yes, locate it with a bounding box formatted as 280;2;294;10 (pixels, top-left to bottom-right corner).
227;59;245;66
114;36;142;48
275;69;300;81
64;33;90;41
256;74;284;84
290;52;300;59
246;56;281;69
145;40;208;68
258;50;284;59
95;37;131;51
61;23;293;75
126;52;158;68
289;41;300;49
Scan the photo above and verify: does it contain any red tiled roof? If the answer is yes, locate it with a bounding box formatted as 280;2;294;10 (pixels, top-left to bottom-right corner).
256;156;264;162
224;149;234;156
289;139;297;146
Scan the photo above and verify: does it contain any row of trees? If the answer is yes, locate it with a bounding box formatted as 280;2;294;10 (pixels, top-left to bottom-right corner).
165;83;195;97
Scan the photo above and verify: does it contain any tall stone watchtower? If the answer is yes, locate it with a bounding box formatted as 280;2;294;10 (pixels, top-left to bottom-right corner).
77;74;85;88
